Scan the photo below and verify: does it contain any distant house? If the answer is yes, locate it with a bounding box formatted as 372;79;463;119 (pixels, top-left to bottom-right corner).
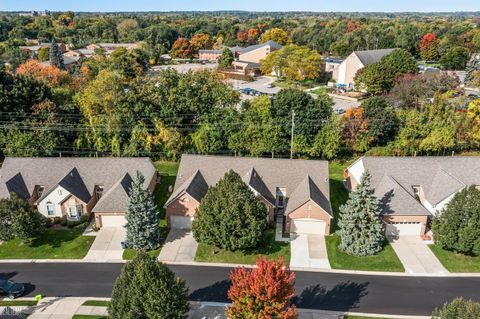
345;156;480;238
232;40;283;76
164;155;332;236
20;42;67;56
0;158;157;228
332;48;396;88
85;43;139;54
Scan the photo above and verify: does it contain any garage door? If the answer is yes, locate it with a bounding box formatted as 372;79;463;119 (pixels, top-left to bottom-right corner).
100;215;126;228
290;219;326;235
385;222;422;237
170;216;193;229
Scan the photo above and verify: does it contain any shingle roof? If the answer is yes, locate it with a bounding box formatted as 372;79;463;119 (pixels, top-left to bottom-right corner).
93;173;134;213
285;175;332;216
0;157;156;213
354;48;396;66
352;156;480;216
166;155;330;216
240;40;283;55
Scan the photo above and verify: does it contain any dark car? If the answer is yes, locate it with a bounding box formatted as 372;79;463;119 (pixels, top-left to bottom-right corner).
0;279;25;299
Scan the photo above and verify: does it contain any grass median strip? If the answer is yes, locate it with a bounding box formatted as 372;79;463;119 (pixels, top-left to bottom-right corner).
81;300;111;307
72;316;107;319
0;300;38;306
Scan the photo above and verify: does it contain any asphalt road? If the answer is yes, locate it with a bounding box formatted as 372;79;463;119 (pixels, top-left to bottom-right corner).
1;263;480;316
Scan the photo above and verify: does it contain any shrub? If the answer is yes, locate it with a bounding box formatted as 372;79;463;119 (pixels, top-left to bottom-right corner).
432;297;480;318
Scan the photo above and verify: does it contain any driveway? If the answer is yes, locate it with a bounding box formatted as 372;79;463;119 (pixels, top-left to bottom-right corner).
158;229;198;263
84;227;125;261
389;236;448;274
290;234;331;269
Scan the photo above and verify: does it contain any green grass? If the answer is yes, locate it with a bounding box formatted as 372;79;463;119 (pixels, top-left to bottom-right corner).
195;228;290;264
122;248;161;260
0;227;95;259
345;316;401;319
0;300;38;306
273;79;324;90
81;300;110;307
329;160;352;231
326;235;405;272
122;161;179;260
429;244;480;273
311;87;328;95
72;316;107;319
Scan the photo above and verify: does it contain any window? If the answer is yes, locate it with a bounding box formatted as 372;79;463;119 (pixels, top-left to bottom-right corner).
37;186;45;198
46;202;54;216
95;186;104;200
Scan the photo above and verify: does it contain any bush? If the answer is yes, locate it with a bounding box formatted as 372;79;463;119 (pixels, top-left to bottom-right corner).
432;297;480;318
432;186;480;256
192;170;268;251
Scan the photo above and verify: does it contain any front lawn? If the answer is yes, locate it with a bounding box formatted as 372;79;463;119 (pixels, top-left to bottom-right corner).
122;248;161;260
429;244;480;273
326;235;404;272
72;316;107;319
274;78;325;90
0;300;38;306
345;316;400;319
195;229;290;264
82;300;110;307
0;227;95;259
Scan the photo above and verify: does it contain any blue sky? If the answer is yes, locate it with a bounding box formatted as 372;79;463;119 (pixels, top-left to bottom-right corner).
1;0;480;12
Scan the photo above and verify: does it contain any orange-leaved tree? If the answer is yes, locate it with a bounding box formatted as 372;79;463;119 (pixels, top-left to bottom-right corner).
227;257;298;319
16;60;71;87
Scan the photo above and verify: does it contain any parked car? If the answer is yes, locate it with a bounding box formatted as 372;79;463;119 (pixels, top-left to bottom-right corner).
0;280;25;299
239;88;253;95
333;108;346;115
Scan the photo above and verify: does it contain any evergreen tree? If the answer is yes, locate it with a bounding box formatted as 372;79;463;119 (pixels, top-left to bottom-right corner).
338;171;385;256
432;297;480;319
125;171;161;250
192;170;268;251
465;53;480;84
218;47;234;68
49;39;64;69
109;252;190;319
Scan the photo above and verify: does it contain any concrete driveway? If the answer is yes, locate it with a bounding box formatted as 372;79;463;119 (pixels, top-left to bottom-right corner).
389;236;448;274
290;233;331;269
84;227;125;261
158;229;198;263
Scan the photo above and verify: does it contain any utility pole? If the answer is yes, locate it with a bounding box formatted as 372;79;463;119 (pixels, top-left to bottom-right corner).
290;110;295;159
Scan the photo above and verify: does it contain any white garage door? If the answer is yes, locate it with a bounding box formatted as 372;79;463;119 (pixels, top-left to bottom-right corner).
291;219;326;235
170;216;193;229
101;215;126;228
385;222;422;237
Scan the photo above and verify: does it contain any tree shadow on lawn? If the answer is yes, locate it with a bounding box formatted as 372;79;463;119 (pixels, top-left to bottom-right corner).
292;280;369;311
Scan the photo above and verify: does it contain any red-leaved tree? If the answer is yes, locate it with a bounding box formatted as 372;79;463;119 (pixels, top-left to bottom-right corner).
420;33;440;61
227;257;298;319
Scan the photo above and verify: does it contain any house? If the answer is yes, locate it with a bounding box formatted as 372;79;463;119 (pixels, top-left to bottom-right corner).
232;40;282;76
345;156;480;238
332;48;396;88
164;155;332;235
0;157;157;228
20;42;67;55
85;43;139;54
322;57;343;73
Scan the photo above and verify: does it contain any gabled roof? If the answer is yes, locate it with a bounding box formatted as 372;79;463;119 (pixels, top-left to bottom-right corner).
164;170;208;207
4;173;29;200
240;40;282;55
354;48;396;66
166;155;331;215
93;173;134;213
285;176;333;216
57;168;91;204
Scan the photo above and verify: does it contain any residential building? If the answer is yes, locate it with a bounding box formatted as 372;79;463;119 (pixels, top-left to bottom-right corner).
85;43;139;54
20;42;67;55
345;156;480;238
164;155;332;236
0;157;157;228
332;48;396;88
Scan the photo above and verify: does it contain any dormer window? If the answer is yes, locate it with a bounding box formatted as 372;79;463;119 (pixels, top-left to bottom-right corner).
37;186;45;198
95;185;104;200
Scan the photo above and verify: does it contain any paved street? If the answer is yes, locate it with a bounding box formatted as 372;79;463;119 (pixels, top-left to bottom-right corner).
1;263;480;316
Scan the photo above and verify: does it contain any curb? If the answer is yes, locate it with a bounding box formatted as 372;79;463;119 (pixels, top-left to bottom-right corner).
0;259;127;264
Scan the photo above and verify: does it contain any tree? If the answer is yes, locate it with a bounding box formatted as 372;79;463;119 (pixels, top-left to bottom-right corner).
432;186;480;256
473;32;480;50
420;33;440;61
432;298;480;319
260;45;323;81
260;28;292;45
340;107;369;152
218;47;234;68
440;46;470;70
49;39;64;69
191;123;224;154
125;171;161;251
0;194;46;243
381;49;417;78
355;61;394;95
37;47;50;62
109;252;190;319
362;97;399;146
227;257;298;319
190;33;212;55
170;37;192;59
117;19;139;38
338;171;385;256
465;53;480;85
16;60;71;87
309;115;341;159
192;170;268;251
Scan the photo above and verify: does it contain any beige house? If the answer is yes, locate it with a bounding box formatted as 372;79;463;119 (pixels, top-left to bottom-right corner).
232;40;282;76
164;155;332;236
0;157;157;229
332;48;396;89
344;156;480;238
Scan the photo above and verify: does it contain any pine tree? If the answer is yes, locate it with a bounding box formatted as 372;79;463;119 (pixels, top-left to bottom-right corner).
109;252;190;319
338;171;385;256
125;171;161;250
218;47;234;69
465;53;480;84
49;39;64;69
